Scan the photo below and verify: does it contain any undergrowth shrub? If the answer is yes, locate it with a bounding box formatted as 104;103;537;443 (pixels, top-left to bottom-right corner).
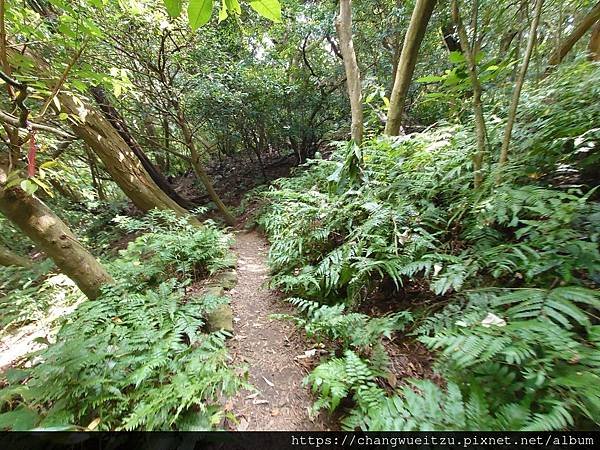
0;265;83;333
0;211;242;431
110;209;234;289
259;62;600;431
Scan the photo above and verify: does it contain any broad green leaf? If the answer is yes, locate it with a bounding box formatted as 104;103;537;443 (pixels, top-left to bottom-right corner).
164;0;183;17
219;1;228;22
225;0;241;14
448;51;465;64
249;0;282;23
188;0;214;30
416;75;444;83
20;179;38;195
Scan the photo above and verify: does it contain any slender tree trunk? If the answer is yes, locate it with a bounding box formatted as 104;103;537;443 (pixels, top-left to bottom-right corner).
174;107;236;226
86;148;106;201
0;244;32;268
588;21;600;61
511;5;525;81
58;91;191;216
89;86;193;210
452;0;486;188
385;0;437;136
0;169;113;299
335;0;364;145
497;0;544;172
545;1;600;74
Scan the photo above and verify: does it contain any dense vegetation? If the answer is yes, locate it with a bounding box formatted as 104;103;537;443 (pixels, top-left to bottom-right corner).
1;0;599;432
259;63;600;430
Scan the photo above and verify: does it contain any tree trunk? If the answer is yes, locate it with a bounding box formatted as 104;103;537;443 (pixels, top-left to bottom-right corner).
545;1;600;73
0;178;113;299
335;0;364;145
588;21;600;61
385;0;437;136
7;47;194;218
174;108;236;227
498;0;544;172
58;91;191;216
452;0;486;188
0;244;32;268
89;86;193;210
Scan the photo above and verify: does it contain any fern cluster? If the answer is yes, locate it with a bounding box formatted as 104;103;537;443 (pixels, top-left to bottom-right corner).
0;260;83;333
0;211;242;431
109;209;235;289
257;62;600;431
274;297;410;349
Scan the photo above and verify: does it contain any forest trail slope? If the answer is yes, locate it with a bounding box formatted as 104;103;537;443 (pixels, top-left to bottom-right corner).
225;231;331;431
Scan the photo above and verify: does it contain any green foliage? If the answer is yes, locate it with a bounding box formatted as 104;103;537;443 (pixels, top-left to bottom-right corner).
1;281;242;431
417;288;600;429
162;0;281;29
305;350;379;416
0;211;242;431
0;266;83;333
258;62;600;431
274;297;411;349
275;298;411;428
342;378;577;432
259;129;477;303
110;209;234;289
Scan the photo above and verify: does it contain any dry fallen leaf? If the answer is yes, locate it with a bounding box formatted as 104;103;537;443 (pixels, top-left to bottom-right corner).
237;418;249;431
386;372;397;387
86;417;101;431
262;376;275;387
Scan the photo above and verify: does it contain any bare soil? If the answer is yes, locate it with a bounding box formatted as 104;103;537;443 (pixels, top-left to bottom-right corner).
224;231;334;431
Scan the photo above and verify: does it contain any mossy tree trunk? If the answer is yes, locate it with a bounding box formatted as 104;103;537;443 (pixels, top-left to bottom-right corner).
89;86;194;210
0;163;113;299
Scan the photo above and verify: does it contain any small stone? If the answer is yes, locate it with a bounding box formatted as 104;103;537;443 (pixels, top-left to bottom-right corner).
206;304;234;333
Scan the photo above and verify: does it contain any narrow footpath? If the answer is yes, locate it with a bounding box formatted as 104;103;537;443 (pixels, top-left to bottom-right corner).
225;231;332;431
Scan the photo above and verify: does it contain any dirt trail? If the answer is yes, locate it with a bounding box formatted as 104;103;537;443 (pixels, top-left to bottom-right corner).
225;231;331;431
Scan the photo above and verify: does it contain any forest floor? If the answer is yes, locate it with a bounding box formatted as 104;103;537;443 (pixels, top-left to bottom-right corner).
224;230;334;431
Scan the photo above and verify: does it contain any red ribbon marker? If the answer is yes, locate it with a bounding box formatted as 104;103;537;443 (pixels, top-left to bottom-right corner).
27;122;37;178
